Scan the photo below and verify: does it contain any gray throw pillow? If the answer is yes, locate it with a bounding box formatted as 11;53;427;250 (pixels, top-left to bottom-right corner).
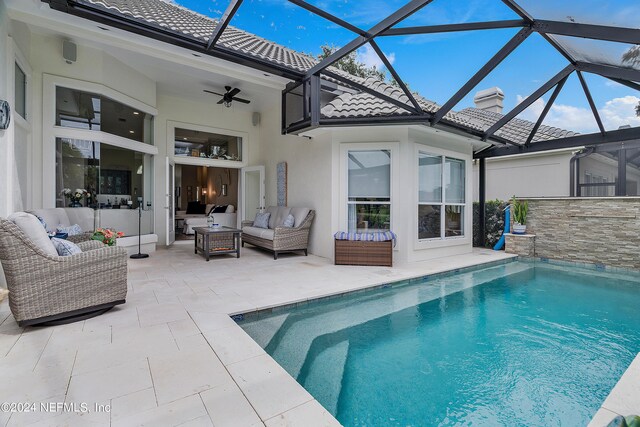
283;214;295;228
253;212;271;229
51;238;82;256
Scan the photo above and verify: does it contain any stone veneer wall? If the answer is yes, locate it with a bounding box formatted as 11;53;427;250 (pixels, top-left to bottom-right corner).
523;197;640;270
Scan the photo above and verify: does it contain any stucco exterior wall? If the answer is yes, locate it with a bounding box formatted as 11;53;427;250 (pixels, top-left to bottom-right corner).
524;197;640;270
473;150;574;201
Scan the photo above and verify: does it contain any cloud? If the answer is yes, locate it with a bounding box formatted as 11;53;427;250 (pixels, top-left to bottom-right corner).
356;45;395;70
515;95;640;133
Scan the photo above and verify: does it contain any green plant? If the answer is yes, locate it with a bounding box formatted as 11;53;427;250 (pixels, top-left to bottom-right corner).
511;196;528;225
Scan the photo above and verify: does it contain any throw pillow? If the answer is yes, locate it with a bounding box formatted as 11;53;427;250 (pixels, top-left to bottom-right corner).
213;205;228;213
7;212;58;257
186;201;204;214
253;212;271;229
51;238;82;256
36;216;48;231
283;214;295;228
57;224;83;236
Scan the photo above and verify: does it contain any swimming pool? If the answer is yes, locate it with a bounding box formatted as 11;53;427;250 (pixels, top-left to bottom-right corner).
238;260;640;426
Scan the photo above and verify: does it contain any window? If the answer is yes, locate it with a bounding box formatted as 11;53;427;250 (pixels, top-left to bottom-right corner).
14;63;26;119
347;150;391;233
175;128;242;162
55;138;154;234
418;152;465;240
55;87;153;144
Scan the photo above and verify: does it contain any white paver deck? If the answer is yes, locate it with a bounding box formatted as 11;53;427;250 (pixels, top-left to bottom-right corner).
0;245;515;426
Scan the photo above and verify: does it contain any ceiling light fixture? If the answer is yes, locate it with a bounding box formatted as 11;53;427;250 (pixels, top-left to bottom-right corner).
223;100;231;108
133;111;139;115
129;130;134;134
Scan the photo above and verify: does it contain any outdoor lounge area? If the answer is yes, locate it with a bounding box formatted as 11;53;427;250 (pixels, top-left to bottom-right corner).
1;0;640;425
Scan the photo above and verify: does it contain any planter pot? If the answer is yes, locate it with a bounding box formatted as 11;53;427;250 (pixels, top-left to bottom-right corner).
512;223;527;235
69;201;82;208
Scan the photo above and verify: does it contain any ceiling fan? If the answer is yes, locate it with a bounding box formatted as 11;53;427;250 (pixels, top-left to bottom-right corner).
203;86;250;108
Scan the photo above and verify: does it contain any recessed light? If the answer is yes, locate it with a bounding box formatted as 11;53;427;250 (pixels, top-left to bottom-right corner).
183;137;187;140
97;26;110;31
129;130;134;134
133;111;139;115
263;73;270;77
193;53;202;57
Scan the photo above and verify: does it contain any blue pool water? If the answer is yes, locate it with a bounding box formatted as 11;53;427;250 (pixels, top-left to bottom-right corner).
238;261;640;427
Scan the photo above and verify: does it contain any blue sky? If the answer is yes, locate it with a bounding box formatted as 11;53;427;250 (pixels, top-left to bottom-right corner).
172;0;640;133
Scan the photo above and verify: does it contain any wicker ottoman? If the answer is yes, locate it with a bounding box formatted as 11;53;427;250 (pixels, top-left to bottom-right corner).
334;231;396;267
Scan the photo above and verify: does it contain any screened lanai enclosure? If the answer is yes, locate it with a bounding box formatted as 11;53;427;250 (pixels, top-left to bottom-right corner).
46;0;640;241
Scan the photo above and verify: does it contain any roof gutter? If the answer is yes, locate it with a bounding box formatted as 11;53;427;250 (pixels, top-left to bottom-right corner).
40;0;306;81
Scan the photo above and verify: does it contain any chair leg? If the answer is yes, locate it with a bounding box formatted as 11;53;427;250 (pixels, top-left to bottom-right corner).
304;249;308;256
241;241;244;247
274;251;278;260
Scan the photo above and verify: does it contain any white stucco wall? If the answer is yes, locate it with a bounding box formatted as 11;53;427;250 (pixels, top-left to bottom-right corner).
259;98;334;259
0;0;10;218
258;119;476;263
473;150;575;201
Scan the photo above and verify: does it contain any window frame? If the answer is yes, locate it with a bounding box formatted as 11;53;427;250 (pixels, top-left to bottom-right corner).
340;142;398;236
346;149;392;233
417;149;467;243
43;74;159;208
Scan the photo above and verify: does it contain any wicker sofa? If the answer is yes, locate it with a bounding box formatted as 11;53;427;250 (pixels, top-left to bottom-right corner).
0;217;127;326
28;207;96;243
241;207;315;260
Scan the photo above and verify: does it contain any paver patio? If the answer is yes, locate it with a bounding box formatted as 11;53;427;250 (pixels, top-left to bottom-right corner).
0;245;514;426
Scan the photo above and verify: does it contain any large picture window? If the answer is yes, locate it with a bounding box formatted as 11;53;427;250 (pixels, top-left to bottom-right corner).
347;150;391;233
55;87;153;144
418;152;465;240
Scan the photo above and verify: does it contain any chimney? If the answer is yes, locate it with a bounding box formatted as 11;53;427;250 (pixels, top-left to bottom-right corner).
474;87;504;114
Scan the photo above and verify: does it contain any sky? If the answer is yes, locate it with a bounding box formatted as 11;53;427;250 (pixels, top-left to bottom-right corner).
170;0;640;134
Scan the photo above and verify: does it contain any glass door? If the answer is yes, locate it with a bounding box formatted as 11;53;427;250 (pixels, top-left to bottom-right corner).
241;166;265;223
166;157;175;245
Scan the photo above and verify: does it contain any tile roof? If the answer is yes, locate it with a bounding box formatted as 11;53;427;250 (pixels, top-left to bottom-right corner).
83;0;317;71
457;108;580;145
79;0;579;145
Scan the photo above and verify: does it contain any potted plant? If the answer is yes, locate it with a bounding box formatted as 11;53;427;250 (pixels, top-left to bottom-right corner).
92;228;125;246
511;196;528;234
61;188;88;207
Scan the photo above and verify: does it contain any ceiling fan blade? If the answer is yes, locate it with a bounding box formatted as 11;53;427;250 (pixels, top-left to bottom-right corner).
217;99;225;104
204;90;224;96
232;97;251;104
227;88;241;97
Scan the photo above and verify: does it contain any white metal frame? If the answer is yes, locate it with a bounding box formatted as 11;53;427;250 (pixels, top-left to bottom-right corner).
413;143;472;250
167;120;249;169
42;74;159;207
339;142;400;235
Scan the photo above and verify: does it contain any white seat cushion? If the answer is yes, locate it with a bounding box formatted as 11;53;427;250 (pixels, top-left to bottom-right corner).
242;226;275;241
289;208;310;228
8;212;58;256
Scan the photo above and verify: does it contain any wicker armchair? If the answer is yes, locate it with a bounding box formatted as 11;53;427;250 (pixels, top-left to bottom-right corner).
242;210;315;260
0;219;128;327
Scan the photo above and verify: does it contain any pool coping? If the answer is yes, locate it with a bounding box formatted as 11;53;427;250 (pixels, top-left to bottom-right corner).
231;256;518;320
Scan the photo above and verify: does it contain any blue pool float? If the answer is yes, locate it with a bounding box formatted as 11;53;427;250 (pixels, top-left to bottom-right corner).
493;205;510;251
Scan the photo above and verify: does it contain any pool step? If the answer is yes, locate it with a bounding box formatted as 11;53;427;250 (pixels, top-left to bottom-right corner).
298;340;349;416
245;262;532;379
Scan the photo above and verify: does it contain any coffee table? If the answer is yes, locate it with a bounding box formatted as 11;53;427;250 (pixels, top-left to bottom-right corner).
193;226;242;261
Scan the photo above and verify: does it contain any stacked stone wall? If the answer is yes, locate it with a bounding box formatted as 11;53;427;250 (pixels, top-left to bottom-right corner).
523;198;640;270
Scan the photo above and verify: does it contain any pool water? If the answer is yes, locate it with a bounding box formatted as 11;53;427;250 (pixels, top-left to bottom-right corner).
238;261;640;427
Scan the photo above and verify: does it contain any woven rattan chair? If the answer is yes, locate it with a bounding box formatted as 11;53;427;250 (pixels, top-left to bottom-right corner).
0;219;128;327
241;210;315;260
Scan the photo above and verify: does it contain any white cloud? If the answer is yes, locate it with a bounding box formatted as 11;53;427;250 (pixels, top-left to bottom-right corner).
356;45;395;71
515;95;640;133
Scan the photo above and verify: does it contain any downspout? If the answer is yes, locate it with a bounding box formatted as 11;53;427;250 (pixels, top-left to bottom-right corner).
569;147;594;197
